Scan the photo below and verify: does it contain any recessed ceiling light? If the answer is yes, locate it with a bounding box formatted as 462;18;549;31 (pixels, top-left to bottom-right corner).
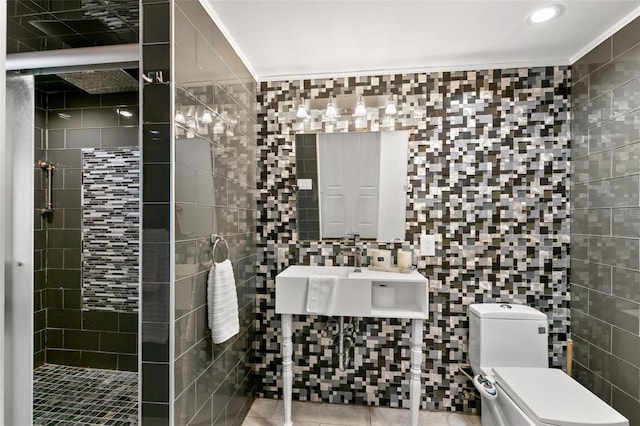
528;5;563;24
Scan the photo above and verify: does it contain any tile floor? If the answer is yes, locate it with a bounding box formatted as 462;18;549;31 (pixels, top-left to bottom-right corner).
33;364;138;426
242;398;481;426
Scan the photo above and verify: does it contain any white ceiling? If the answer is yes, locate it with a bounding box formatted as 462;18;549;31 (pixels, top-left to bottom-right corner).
201;0;640;82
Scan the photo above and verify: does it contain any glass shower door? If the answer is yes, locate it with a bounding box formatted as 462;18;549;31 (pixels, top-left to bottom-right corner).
3;73;35;425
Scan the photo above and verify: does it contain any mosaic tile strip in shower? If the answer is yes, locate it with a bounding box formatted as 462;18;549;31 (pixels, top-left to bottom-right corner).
33;364;138;426
82;148;140;313
256;67;571;412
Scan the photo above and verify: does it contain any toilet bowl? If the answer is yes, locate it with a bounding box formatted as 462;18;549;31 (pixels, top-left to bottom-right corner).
469;303;628;426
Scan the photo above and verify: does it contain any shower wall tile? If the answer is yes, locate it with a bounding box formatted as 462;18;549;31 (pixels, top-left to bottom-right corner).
34;105;48;368
257;66;570;412
612;386;640;426
574;361;613;404
587;208;612;236
38;86;140;370
588;175;640;208
102;126;139;147
588;150;611;181
590;112;639;153
172;1;258;425
613;76;640;116
612;327;640;368
571;308;612;352
612;141;640;177
612;207;640;237
591;43;640;99
571;17;640;421
143;124;171;163
143;2;170;43
142;44;171;83
82;148;140;312
588;236;640;270
612;267;640;303
572;284;589;313
142;0;187;409
573;37;611;83
589;290;640;334
613;16;640;58
589;345;640;398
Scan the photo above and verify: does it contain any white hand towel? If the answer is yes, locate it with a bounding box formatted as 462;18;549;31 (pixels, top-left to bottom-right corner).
207;259;239;344
306;275;337;314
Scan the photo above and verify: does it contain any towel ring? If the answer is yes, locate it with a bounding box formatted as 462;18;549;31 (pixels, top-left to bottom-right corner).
211;234;229;263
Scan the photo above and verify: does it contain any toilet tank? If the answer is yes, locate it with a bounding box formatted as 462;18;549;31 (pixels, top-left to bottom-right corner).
469;303;549;375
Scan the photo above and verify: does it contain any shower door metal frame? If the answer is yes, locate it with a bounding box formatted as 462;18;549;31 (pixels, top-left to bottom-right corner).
0;0;7;422
3;73;35;425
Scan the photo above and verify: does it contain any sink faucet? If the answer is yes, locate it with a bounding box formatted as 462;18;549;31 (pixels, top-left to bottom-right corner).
344;232;360;242
339;232;363;272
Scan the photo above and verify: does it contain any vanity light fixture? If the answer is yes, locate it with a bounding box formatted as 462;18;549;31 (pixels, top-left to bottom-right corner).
325;96;338;119
528;5;563;24
296;98;308;119
354;95;366;117
175;109;186;124
201;109;213;124
187;117;197;130
384;95;397;115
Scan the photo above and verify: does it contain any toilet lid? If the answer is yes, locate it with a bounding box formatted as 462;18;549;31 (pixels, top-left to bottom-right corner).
493;367;628;426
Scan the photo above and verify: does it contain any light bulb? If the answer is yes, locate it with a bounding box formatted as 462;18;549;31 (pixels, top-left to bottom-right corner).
297;104;308;119
175;110;186;124
354;98;366;117
201;109;213;124
385;96;397;115
326;97;337;119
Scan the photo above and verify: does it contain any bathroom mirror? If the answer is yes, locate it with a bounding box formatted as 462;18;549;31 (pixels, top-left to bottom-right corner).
295;131;409;241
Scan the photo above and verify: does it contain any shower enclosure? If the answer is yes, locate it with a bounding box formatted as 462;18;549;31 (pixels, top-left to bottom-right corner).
4;47;141;425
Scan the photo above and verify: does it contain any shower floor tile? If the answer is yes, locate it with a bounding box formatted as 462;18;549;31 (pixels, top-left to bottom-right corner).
33;364;138;426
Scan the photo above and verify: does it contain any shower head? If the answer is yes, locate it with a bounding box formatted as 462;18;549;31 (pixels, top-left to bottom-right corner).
57;69;138;94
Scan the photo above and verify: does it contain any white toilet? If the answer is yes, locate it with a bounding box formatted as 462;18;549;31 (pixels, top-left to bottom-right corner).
469;303;629;426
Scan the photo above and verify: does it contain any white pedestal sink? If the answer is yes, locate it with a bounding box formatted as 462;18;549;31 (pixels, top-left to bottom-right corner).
275;265;429;426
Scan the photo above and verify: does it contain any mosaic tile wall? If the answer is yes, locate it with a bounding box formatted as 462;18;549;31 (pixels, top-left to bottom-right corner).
82;148;140;312
256;67;571;412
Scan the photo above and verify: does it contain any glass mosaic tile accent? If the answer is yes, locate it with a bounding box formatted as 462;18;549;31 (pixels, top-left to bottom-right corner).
82;148;140;313
33;364;138;425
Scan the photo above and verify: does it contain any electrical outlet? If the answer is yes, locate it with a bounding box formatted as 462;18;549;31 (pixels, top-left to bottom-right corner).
297;178;313;190
420;234;436;256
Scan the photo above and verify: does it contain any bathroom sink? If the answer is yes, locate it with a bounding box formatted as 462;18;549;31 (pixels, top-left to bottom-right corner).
275;265;429;319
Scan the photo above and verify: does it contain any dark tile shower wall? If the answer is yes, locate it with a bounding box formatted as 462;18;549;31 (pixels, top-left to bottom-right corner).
38;87;139;371
140;0;172;423
140;1;258;424
256;68;571;412
570;16;640;426
34;91;48;368
173;1;258;425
